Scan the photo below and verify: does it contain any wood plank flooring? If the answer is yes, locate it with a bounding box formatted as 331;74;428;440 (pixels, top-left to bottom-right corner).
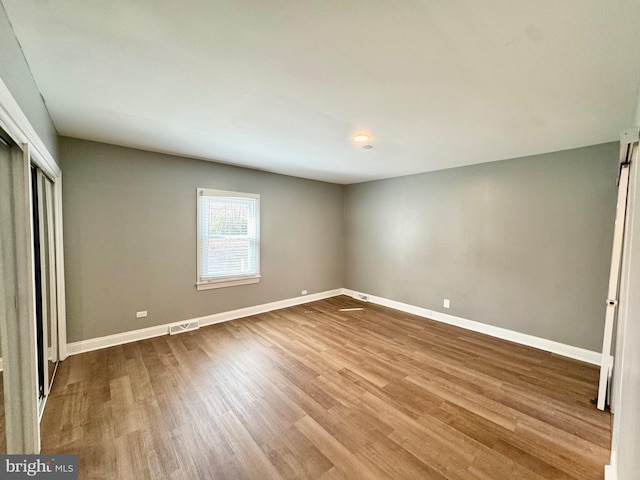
41;296;611;479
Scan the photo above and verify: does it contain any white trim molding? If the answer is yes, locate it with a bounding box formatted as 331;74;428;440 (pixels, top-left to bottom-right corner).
66;289;343;355
196;276;260;291
342;289;601;365
67;288;601;366
605;464;617;480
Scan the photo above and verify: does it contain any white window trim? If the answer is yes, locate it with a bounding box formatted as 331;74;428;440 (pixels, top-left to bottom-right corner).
196;188;260;291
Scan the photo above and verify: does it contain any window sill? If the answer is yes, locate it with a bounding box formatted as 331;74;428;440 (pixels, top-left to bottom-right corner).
196;276;261;291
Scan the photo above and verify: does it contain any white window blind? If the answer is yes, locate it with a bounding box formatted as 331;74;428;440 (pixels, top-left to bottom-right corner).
197;188;260;290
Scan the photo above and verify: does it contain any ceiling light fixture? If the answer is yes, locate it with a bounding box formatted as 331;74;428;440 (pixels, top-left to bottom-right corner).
353;133;370;142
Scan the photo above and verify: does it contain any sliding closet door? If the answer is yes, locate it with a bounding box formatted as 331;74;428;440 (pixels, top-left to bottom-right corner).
43;176;59;390
0;75;63;454
0;139;40;453
0;135;12;452
31;168;59;406
31;167;46;401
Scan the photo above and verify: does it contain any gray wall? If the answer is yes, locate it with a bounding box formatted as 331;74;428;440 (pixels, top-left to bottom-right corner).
60;137;344;342
0;3;57;156
345;143;618;352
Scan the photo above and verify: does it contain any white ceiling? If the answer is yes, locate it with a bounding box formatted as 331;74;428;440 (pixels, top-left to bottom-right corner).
4;1;640;184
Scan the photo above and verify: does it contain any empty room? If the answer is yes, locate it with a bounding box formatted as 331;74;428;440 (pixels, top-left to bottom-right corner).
1;1;640;479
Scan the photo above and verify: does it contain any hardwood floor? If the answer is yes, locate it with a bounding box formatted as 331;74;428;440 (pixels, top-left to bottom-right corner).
41;296;611;479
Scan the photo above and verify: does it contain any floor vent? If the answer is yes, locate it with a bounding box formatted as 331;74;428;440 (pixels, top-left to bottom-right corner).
169;320;200;335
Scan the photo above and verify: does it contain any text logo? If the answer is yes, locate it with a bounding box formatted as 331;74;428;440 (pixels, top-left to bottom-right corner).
0;455;78;479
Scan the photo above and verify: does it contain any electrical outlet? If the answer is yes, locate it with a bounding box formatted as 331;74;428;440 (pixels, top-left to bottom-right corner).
136;310;148;318
443;299;450;309
301;290;308;295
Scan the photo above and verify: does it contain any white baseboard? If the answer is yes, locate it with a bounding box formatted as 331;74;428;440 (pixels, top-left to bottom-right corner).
196;289;342;328
66;289;343;356
342;289;601;365
605;451;617;480
66;288;601;365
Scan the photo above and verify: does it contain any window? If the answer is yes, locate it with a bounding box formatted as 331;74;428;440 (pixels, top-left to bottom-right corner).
196;188;260;290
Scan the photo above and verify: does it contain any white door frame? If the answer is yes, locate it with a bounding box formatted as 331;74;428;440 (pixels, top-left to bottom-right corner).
597;131;638;411
0;77;65;452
